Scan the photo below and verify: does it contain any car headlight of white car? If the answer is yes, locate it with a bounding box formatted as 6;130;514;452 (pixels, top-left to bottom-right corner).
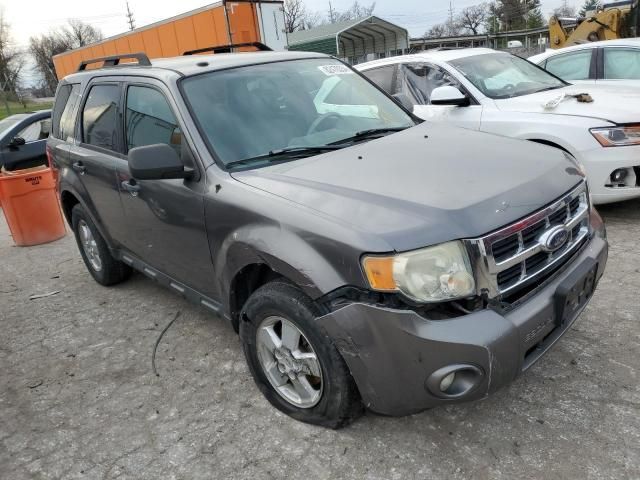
362;241;476;303
590;125;640;147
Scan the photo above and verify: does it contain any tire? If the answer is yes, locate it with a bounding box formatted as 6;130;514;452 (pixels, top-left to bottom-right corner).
240;281;362;429
71;204;131;286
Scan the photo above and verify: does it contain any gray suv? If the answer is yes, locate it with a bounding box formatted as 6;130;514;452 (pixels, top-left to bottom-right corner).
48;47;608;428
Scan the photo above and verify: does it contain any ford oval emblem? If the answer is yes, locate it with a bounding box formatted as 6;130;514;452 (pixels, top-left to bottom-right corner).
539;225;570;252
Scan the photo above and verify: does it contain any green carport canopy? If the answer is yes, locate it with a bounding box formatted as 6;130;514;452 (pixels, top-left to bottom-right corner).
288;16;409;61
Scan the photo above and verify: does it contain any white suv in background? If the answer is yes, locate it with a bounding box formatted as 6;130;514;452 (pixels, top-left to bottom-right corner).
529;39;640;88
356;48;640;204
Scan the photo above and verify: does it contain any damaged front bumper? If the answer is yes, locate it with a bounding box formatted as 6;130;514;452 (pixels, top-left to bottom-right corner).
318;215;608;416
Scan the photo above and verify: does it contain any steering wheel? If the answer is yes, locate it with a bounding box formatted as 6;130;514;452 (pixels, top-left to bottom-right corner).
307;113;343;135
503;83;515;93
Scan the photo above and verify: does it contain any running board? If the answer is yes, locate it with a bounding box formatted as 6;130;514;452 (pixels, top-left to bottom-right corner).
117;250;227;319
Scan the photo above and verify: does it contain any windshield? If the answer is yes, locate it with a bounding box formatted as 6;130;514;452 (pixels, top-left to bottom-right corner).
0;114;28;136
181;58;415;168
450;53;567;99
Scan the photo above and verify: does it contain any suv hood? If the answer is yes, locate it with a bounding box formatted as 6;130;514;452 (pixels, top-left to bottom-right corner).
232;123;583;252
495;84;640;124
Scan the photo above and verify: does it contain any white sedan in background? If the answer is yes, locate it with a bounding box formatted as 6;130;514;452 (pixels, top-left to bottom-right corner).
529;39;640;88
356;48;640;204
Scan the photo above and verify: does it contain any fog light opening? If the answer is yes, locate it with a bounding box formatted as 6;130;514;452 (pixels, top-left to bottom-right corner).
610;168;628;184
426;364;484;399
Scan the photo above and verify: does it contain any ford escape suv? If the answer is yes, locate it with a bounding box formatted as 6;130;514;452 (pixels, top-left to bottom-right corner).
48;46;608;428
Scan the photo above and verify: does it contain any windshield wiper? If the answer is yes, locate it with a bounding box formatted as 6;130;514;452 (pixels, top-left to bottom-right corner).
225;145;344;170
330;126;410;145
354;126;410;137
532;86;564;94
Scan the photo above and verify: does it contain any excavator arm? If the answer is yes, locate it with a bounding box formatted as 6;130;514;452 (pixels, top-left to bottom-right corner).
549;1;639;49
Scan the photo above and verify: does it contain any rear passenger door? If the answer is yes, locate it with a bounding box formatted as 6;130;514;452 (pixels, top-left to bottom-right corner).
599;47;640;87
71;81;130;243
543;50;596;85
117;80;214;296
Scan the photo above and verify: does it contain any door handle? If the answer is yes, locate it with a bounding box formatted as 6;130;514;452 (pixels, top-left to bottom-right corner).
72;161;86;174
121;179;140;196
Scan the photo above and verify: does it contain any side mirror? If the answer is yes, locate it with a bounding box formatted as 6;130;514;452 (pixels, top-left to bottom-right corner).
430;86;469;106
392;92;414;111
128;144;192;180
9;136;26;147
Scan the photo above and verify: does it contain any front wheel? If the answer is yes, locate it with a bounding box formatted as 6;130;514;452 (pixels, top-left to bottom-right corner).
240;281;362;428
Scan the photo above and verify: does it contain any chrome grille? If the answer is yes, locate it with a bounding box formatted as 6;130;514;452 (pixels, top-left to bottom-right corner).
466;182;590;299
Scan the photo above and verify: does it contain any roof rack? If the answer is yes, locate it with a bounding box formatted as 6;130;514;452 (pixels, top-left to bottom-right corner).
77;53;151;72
183;42;272;55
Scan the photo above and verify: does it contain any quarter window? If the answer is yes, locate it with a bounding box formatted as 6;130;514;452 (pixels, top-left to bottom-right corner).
604;48;640;79
545;51;592;80
53;83;81;140
125;86;181;154
362;65;397;94
82;84;121;151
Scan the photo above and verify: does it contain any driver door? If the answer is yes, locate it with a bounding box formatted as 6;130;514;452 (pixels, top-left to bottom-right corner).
116;80;215;297
1;115;50;170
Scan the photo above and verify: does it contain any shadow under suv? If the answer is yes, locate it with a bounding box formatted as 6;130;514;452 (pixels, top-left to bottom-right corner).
48;47;608;428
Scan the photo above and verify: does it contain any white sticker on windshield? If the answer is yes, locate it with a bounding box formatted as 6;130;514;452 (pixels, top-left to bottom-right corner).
318;64;353;76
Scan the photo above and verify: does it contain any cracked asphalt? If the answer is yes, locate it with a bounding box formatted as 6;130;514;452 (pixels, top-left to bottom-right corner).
1;199;639;480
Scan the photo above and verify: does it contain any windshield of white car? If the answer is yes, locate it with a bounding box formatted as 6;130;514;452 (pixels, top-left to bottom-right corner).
449;53;567;99
181;58;415;169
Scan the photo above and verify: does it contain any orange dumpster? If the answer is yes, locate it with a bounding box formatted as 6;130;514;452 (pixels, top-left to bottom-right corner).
0;166;66;246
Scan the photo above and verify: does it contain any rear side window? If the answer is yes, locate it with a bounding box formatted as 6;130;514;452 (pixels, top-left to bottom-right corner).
362;65;397;94
82;84;121;151
604;48;640;79
545;51;592;80
52;83;81;140
125;86;181;154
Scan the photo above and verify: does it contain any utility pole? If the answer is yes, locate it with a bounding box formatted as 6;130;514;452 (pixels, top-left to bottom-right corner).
126;1;136;31
447;0;454;35
524;0;528;46
328;1;335;23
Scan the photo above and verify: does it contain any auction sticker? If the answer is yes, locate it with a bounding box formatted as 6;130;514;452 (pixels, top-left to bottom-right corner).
318;64;353;76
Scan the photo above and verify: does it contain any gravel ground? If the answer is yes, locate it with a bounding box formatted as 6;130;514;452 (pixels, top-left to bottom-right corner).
1;200;639;480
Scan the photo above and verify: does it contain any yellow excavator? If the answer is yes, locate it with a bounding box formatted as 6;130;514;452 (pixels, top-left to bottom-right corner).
549;0;640;48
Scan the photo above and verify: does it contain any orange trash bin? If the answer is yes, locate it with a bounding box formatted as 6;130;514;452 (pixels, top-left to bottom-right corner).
0;165;66;246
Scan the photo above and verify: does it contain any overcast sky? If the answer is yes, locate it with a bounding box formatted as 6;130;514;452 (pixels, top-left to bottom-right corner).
1;0;583;84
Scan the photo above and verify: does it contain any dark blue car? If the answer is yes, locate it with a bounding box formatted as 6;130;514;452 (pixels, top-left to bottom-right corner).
0;109;51;171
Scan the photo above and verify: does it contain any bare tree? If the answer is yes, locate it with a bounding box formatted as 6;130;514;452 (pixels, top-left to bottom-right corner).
0;9;23;99
29;20;103;96
284;0;306;33
64;18;103;48
458;3;488;35
335;1;376;22
302;10;323;30
553;1;577;17
29;34;71;96
425;23;447;38
285;0;325;32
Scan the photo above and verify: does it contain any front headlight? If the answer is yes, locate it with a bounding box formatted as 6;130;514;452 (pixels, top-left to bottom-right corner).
362;241;476;303
590;126;640;147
